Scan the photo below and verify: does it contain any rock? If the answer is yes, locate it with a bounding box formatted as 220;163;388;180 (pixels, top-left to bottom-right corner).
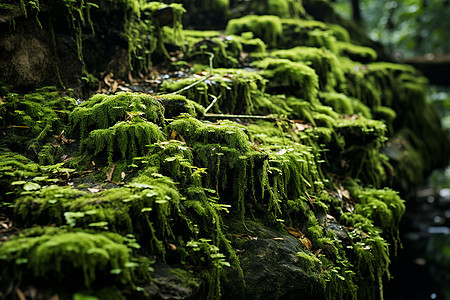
0;16;82;91
223;220;325;300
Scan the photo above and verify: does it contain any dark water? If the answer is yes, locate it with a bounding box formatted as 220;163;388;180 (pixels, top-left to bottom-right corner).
385;166;450;300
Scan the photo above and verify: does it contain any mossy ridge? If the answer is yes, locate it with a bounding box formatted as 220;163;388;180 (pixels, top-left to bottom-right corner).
348;186;405;253
270;46;345;91
341;59;450;177
0;226;151;290
83;117;165;165
182;30;267;68
69;92;165;140
318;92;372;118
253;58;319;101
160;68;266;115
183;30;240;68
0;86;76;156
240;0;306;19
167;117;252;152
155;93;205;119
225;15;283;48
13;172;189;256
334;117;390;187
0;152;41;199
336;41;378;63
126;2;186;72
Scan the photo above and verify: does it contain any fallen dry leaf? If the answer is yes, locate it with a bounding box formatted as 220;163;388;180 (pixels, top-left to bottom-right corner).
121;172;126;180
15;288;26;300
273;237;284;241
105;164;116;182
168;243;177;251
170;130;178;140
285;226;304;239
300;237;313;250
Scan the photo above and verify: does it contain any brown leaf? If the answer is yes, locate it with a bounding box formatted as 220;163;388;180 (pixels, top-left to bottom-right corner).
121;172;126;180
285;226;304;239
337;185;350;200
168;243;177;251
112;80;119;93
105;164;115;182
15;288;26;300
170;130;178;140
104;71;113;87
300;237;313;250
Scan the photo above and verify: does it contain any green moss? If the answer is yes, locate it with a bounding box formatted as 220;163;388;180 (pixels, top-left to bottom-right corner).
225;15;283;47
161;69;266;114
69;92;165;140
253;58;318;101
125;2;186;72
336;41;378;62
0;152;40;198
271;47;345;90
319;92;372;118
14;185;86;226
155;94;204;119
183;30;241;68
242;0;306;19
0;87;75;153
168;117;251;152
350;186;405;252
83;118;165;164
0;227;151;289
326;23;351;42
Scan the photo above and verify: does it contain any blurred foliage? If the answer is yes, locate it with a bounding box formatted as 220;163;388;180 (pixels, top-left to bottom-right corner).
332;0;450;58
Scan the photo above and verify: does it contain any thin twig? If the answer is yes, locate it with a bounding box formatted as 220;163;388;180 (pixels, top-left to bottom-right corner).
204;95;218;113
170;52;215;95
204;113;287;121
170;75;213;95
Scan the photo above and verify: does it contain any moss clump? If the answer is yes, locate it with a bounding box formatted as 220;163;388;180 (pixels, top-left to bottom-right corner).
155;93;204;119
241;0;306;19
126;2;186;72
319;92;372;118
271;47;345;91
253;58;319;101
161;69;266;115
326;23;351;42
168;118;252;152
83;117;165;164
69;92;165;140
350;186;405;252
0;87;75;154
14;185;86;226
225;15;283;47
280;19;337;51
336;41;378;63
334;117;389;187
0;152;41;199
182;30;267;68
0;227;151;289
